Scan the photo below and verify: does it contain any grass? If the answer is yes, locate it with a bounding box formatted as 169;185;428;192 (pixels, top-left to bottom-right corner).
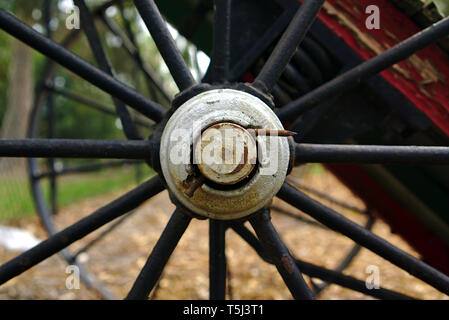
0;164;154;223
0;163;324;223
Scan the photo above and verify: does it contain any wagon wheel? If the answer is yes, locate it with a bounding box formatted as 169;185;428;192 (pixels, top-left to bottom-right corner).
0;0;449;300
26;0;170;299
22;0;373;300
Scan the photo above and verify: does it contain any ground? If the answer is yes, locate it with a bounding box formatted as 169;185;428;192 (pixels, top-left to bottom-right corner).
0;166;447;300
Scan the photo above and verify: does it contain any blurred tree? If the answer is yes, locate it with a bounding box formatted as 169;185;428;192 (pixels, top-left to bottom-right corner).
0;0;37;170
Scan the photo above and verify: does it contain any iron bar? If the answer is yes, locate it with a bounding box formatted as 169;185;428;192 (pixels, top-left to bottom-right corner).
249;209;314;300
0;139;157;159
285;176;368;214
276;16;449;122
44;84;154;129
209;220;227;300
0;176;164;285
227;10;294;82
230;222;415;300
294;143;449;165
282;63;311;95
295;259;415;300
101;10;171;103
0;9;166;122
312;215;375;295
72;210;137;259
76;0;141;140
278;183;449;295
126;209;192;299
209;0;231;83
34;159;143;179
43;0;58;215
253;0;325;93
133;0;196;91
269;205;326;229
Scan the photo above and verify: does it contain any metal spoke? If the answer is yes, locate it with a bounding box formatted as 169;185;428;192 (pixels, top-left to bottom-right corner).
207;0;231;83
101;9;171;103
294;143;449;165
43;0;58;215
295;259;414;300
133;0;196;91
277;183;449;295
285;176;368;214
0;176;164;285
209;220;227;300
126;209;192;300
231;222;415;300
72;210;137;259
253;0;325;93
44;84;154;129
33;159;143;180
76;0;141;140
312;215;375;295
249;209;314;300
276;16;449;123
270;205;326;229
0;9;166;122
0;139;157;159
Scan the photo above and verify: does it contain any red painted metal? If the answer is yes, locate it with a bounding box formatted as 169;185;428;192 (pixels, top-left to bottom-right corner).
313;0;449;136
326;164;449;275
306;0;449;274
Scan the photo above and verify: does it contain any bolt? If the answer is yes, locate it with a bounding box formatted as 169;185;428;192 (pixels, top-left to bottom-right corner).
184;174;206;198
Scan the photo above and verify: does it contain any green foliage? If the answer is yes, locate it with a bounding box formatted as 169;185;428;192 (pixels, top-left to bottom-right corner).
0;165;154;222
424;0;449;17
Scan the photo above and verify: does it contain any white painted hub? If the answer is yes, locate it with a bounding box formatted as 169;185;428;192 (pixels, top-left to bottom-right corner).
159;89;290;220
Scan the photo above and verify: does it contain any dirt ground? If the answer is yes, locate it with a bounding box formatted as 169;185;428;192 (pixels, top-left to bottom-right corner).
0;166;447;300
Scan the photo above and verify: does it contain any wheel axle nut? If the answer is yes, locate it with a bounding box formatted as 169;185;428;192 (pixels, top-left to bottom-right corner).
194;123;257;185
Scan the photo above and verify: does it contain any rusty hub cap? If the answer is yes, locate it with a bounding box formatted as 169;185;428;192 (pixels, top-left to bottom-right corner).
194;122;257;185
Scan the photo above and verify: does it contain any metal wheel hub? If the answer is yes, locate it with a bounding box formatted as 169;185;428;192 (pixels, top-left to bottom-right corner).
160;88;290;220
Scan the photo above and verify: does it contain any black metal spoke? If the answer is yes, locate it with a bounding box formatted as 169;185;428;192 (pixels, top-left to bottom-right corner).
133;0;196;91
285;176;368;214
101;8;171;103
126;209;192;300
294;143;449;165
44;84;154;129
76;0;141;140
0;139;157;159
276;16;449;123
277;183;449;295
72;209;137;259
0;9;165;122
249;209;314;300
43;0;58;215
270;205;326;229
0;176;164;285
253;0;325;93
207;0;231;83
295;259;415;300
33;159;143;180
312;215;375;296
209;220;227;300
230;222;415;300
